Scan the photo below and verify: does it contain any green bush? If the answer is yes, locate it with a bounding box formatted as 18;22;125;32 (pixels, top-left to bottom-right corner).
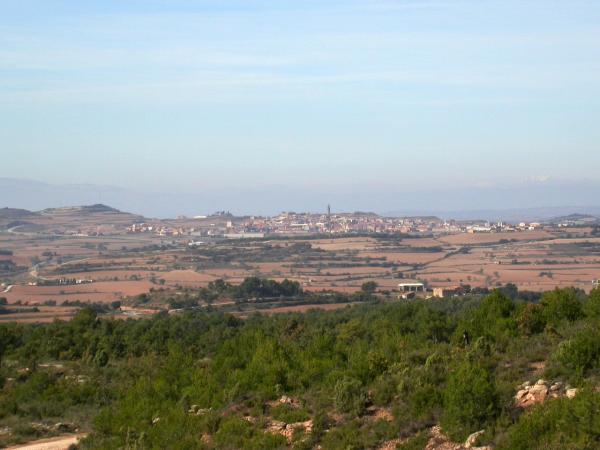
583;287;600;319
333;377;367;416
409;383;442;419
397;430;430;450
540;288;584;326
441;361;499;441
551;327;600;381
516;303;546;335
214;416;286;450
320;420;368;450
270;404;310;423
457;290;517;347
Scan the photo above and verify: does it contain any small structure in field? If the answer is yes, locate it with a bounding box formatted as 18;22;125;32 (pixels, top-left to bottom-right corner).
432;286;463;298
398;282;425;299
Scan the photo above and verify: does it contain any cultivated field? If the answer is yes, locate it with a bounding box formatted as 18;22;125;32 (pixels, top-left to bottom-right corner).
1;207;599;321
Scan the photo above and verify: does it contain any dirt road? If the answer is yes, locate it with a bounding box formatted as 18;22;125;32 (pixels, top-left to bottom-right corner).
5;434;85;450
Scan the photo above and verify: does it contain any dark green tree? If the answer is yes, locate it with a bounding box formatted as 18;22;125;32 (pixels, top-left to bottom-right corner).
441;361;499;441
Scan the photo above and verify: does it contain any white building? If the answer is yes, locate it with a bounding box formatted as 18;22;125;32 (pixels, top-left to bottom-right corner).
398;282;425;293
398;282;426;299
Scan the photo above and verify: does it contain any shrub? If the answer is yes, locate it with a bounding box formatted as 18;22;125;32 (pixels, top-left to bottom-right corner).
333;377;367;416
441;361;499;441
551;327;600;381
409;383;442;419
320;420;367;450
458;291;517;346
540;288;584;326
213;416;286;450
397;430;430;450
361;281;378;294
270;404;310;423
516;303;546;335
583;287;600;319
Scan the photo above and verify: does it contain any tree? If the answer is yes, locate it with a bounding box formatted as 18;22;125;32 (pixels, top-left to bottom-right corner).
459;290;516;344
584;287;600;319
516;303;546;335
541;288;583;326
361;281;378;294
498;283;519;300
94;348;109;367
552;326;600;380
334;377;367;416
441;361;499;441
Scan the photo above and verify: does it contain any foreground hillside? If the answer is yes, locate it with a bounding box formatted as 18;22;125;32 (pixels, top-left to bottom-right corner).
1;287;600;449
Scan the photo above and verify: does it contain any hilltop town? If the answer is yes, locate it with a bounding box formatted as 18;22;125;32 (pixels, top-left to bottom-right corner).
126;209;599;239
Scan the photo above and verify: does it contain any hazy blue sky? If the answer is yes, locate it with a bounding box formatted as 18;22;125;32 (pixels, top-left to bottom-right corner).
1;0;599;209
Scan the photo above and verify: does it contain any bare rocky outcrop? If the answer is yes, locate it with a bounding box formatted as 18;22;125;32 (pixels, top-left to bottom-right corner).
187;405;212;415
464;430;486;448
200;433;212;445
52;422;78;433
265;418;313;443
266;395;302;409
377;438;405;449
514;379;577;408
425;426;491;450
365;406;394;422
29;422;78;434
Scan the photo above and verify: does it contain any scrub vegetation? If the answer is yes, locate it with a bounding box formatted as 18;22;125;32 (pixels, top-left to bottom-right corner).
1;286;600;449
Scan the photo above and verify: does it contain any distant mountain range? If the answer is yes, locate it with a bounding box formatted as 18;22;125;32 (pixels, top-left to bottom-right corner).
2;177;600;221
385;207;600;223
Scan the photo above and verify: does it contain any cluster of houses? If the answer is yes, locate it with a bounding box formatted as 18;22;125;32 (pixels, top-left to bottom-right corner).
236;212;447;235
127;223;191;236
126;213;450;238
124;210;567;240
28;278;94;287
465;221;544;234
399;279;600;299
397;282;466;299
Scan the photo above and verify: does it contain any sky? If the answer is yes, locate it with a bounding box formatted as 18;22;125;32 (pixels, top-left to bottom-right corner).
1;1;600;214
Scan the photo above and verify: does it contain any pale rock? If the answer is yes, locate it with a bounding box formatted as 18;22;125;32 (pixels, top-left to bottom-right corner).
527;383;548;405
279;395;292;404
566;388;578;399
464;429;485;448
268;420;287;432
515;389;528;400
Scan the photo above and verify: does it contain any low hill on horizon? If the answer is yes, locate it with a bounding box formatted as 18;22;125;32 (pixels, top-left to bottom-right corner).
3;177;600;221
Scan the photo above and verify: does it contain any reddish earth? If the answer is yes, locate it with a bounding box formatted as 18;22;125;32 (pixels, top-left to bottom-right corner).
3;281;154;304
3;228;600;319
